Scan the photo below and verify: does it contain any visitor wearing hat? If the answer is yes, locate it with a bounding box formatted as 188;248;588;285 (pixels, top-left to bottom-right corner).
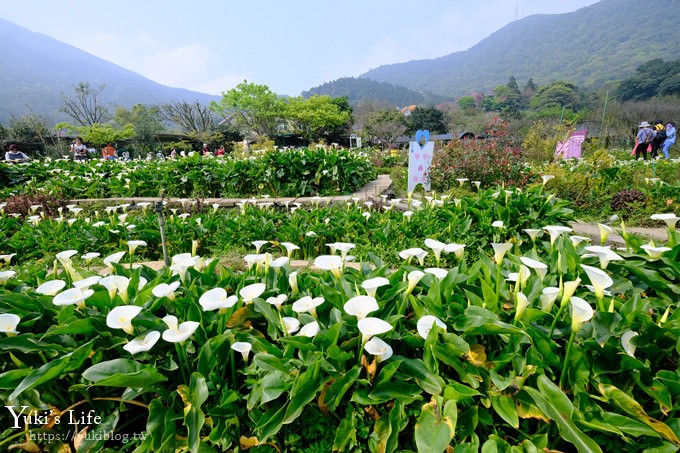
635;121;654;160
650;120;666;159
5;144;30;163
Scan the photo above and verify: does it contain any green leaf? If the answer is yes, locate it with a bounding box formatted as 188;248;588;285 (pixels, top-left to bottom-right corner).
491;395;519;428
9;341;94;401
333;411;356;451
43;317;95;336
178;372;209;453
591;312;622;347
75;410;120;453
82;358;167;388
524;375;602;453
261;370;290;404
457;306;526;336
415;396;457;453
399;358;444;395
598;383;680;446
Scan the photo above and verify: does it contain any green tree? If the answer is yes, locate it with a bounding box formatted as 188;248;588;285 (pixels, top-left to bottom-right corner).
6;113;50;144
457;96;476;111
492;76;523;118
531;81;581;110
363;109;407;147
113;104;165;148
210;80;285;138
285;95;351;142
60;82;111;126
407;106;448;134
56;122;135;148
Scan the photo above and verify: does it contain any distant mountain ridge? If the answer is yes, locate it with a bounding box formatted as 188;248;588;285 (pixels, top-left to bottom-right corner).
0;18;219;124
359;0;680;98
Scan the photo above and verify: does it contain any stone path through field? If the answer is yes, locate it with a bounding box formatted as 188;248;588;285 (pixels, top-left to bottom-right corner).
86;174;671;275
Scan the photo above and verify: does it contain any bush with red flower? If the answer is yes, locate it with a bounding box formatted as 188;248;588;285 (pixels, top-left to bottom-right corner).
428;118;532;190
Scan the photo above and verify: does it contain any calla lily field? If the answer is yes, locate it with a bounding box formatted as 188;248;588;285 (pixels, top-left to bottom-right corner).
0;148;679;452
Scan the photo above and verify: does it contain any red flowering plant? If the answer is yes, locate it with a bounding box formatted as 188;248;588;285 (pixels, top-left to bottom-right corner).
428;117;532;190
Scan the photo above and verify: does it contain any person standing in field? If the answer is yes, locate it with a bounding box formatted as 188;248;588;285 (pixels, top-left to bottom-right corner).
634;121;654;161
71;137;88;161
661;121;676;159
650;120;666;160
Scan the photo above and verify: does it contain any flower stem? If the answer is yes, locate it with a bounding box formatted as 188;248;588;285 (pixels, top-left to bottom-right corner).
229;348;237;389
175;343;190;384
548;303;566;339
559;330;576;389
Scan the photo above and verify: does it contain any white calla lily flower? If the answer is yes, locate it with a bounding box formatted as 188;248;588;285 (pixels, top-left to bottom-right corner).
53;287;94;308
266;294;288;310
231;341;253;361
298;321;320;337
540;287;560;312
425;267;448;281
106;305;143;335
161;315;199;343
200;287;238;311
0;313;20;335
343;295;379;320
560;278;582;307
314;255;344;278
358;317;393;343
124;331;161;355
73;275;102;289
583;246;624;269
640;244;672;260
543;225;573;245
152;281;181;299
36;279;66;296
406;270;425;294
282;317;301;334
650;213;679;231
570;297;594;332
127;240;147;255
519;256;548;279
361;277;390;297
103;251;126;270
240;283;266;304
581;264;613;302
621;330;639;358
292;296;325;317
364;337;393;363
417;315;446;340
491;242;513;264
515;292;529;322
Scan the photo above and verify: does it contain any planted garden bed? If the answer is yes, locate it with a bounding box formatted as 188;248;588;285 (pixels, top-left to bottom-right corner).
1;183;679;452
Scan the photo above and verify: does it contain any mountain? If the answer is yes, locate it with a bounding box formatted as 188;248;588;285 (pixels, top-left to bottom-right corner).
0;18;220;124
360;0;680;98
302;77;450;107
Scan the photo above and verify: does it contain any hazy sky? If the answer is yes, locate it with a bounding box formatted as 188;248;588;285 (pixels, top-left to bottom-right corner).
1;0;600;96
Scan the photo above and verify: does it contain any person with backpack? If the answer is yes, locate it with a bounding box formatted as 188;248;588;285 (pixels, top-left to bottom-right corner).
635;121;654;161
650;120;666;159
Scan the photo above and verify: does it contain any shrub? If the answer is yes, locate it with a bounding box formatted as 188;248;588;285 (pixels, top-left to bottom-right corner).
2;193;65;217
610;189;647;217
429;118;531;190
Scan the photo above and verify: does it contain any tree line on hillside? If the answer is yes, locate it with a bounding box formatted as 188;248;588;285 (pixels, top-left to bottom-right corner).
2;58;680;157
302;77;448;107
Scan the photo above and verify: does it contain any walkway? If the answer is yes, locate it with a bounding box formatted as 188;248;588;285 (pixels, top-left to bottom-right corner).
69;175;394;208
71;174;669;247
